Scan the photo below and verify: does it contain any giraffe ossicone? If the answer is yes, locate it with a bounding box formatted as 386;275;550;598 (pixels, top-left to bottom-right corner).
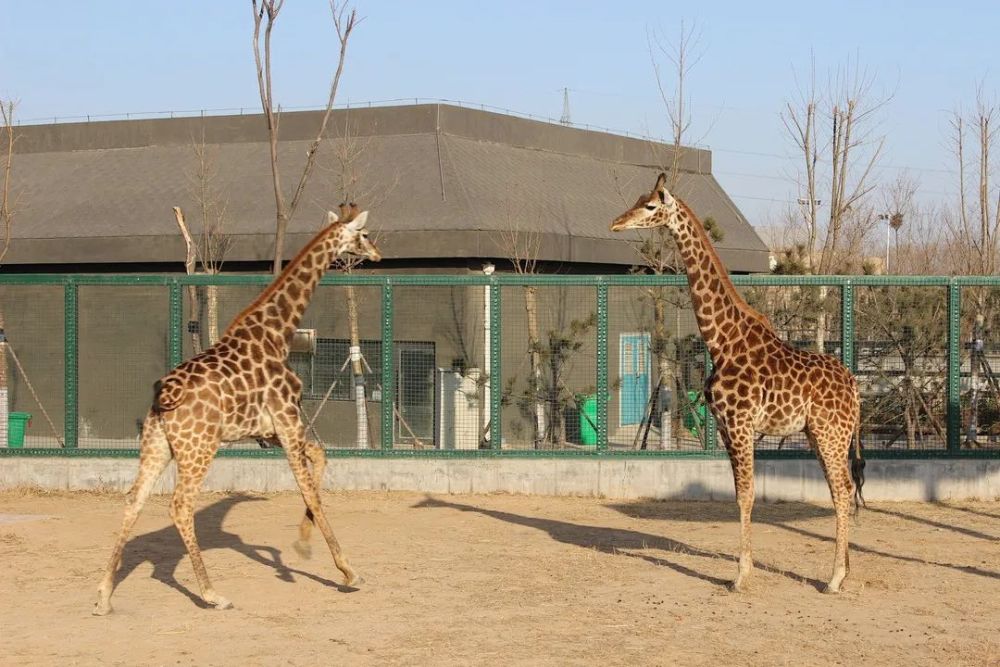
94;206;380;615
611;173;865;594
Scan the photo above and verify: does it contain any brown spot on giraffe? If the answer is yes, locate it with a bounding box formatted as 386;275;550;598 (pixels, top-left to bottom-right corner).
94;205;381;616
611;172;864;595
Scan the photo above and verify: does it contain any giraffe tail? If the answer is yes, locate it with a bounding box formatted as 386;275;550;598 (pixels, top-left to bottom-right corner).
850;417;866;514
151;378;186;413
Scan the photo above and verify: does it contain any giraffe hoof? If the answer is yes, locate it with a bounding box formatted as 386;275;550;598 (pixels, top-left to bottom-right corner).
345;574;364;588
293;540;313;559
728;579;748;593
822;584;841;595
207;594;233;610
92;601;113;616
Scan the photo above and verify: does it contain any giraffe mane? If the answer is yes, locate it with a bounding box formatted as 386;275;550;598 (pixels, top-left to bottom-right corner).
675;197;776;332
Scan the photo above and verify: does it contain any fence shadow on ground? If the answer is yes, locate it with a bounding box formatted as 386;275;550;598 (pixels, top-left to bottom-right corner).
112;494;349;608
411;495;827;591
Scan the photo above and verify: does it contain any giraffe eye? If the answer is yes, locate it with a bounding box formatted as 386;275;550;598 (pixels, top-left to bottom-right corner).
644;203;657;211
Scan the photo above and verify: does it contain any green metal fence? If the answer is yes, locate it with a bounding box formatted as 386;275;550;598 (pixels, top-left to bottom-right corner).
0;273;998;459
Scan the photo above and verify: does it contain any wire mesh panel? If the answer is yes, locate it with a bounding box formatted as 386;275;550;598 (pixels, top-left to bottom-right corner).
294;284;383;449
499;284;596;451
959;285;1000;450
77;285;170;449
855;285;948;450
392;285;482;450
740;284;843;451
0;285;65;449
606;284;706;451
0;274;997;459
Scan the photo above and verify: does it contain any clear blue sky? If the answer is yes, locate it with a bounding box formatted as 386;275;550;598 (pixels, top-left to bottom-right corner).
2;0;997;231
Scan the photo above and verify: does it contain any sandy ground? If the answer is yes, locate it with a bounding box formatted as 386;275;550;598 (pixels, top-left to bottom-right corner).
0;489;997;667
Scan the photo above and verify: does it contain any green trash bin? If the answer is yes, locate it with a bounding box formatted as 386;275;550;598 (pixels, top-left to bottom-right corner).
579;394;597;446
682;391;705;437
8;412;32;448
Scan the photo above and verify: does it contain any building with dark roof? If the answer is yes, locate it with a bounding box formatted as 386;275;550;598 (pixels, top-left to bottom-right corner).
8;103;768;273
2;104;770;450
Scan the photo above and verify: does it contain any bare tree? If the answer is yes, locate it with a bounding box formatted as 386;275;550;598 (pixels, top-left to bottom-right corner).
252;0;359;274
617;22;717;450
947;89;1000;279
0;99;16;444
779;55;890;350
0;100;15;266
496;211;546;448
320;116;394;449
173;135;234;353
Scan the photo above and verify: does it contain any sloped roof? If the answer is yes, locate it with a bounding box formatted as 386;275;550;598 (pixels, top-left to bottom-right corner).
8;103;769;271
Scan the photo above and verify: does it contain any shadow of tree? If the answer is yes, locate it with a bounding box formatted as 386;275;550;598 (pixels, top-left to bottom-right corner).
865;505;999;543
114;494;346;608
932;502;1000;522
412;496;826;591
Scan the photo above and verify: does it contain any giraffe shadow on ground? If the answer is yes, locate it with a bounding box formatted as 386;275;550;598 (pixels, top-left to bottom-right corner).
609;497;1000;582
113;494;350;608
411;496;827;591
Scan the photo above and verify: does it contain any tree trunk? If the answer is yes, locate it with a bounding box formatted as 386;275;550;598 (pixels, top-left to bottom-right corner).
815;285;828;353
653;294;674;450
345;284;370;449
524;285;545;448
0;306;8;447
206;280;220;346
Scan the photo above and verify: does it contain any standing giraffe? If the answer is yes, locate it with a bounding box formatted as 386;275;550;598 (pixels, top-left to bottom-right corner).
611;173;865;593
94;203;380;615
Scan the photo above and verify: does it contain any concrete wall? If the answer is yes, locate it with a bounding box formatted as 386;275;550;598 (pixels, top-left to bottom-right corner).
2;457;997;502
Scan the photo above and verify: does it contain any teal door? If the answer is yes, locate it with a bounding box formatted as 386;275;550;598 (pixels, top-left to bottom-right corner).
620;333;651;426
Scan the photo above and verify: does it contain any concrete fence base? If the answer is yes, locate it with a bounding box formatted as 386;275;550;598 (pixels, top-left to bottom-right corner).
1;457;998;502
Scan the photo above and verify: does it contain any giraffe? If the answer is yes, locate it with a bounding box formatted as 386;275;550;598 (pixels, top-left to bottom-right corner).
610;173;865;593
94;203;380;615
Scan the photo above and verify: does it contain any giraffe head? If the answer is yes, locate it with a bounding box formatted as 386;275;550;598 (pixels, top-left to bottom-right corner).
328;203;381;262
610;172;681;233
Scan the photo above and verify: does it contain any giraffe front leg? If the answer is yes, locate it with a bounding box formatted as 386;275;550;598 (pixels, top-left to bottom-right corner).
293;439;327;559
272;408;361;588
724;427;756;592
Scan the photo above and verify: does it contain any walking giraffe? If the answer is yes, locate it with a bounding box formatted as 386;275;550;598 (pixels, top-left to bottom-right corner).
611;173;865;593
94;203;380;615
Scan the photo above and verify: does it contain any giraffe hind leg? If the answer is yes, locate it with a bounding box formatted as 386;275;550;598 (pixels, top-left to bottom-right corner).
94;411;172;615
170;441;232;609
809;426;855;594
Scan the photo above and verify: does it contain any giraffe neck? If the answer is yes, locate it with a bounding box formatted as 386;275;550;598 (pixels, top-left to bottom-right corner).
669;201;766;364
224;225;342;357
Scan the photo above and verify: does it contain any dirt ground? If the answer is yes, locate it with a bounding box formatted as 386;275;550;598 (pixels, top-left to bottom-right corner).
0;489;997;667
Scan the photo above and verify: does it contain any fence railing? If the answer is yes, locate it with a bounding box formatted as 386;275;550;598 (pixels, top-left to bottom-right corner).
0;273;998;459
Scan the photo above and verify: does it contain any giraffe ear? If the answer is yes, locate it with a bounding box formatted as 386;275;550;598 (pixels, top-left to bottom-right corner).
327;210;339;225
346;210;369;231
654;172;667;192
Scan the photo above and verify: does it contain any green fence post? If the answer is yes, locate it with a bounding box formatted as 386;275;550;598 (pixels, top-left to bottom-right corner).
841;280;855;372
947;281;961;453
596;281;609;451
381;279;395;451
64;279;78;449
168;280;183;369
490;277;502;450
